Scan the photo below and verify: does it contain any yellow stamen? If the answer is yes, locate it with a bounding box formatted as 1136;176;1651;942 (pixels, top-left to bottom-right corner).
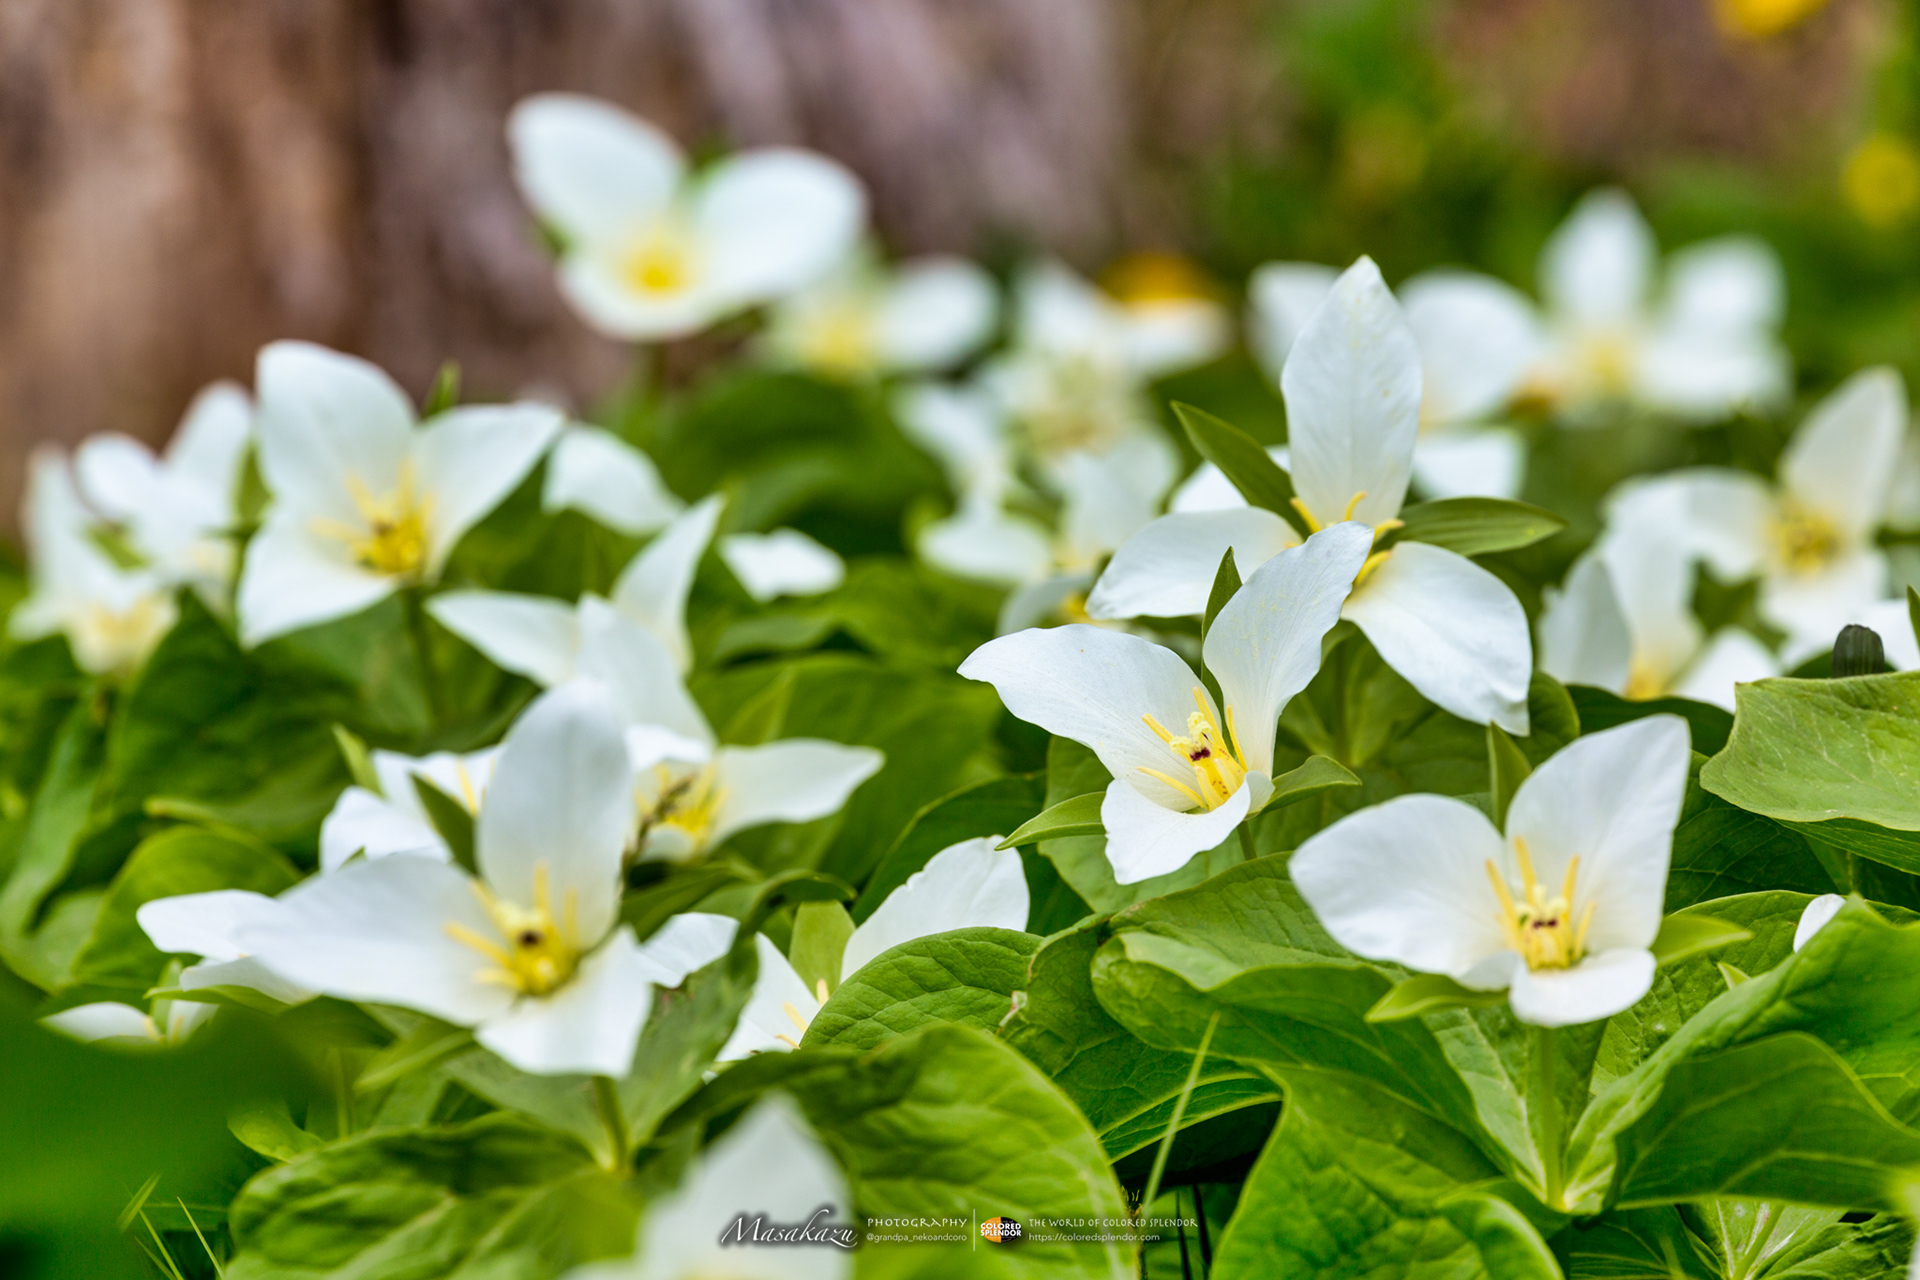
814;978;831;1005
620;223;697;296
443;863;581;996
1771;500;1840;575
1489;836;1588;971
1290;497;1323;533
783;1002;810;1034
636;763;727;857
1136;686;1251;812
313;463;433;577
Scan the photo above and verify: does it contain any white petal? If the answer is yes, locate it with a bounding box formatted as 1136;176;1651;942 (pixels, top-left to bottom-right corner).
1409;429;1527;501
574;595;715;747
1100;775;1253;886
1761;548;1888;658
1504;715;1691;954
413;404;564;574
1672;629;1778;711
718;530;845;602
1857;597;1920;671
1343;542;1532;733
1793;894;1846;952
695;150;867;306
73;435;165;528
541;425;683;535
718;935;820;1060
1537;552;1631;693
1011;260;1122;356
318;787;449;872
1204;523;1372;773
632;912;739;987
1660;469;1772;582
631;1094;850;1280
1399;271;1543;424
918;501;1054;588
477;683;634;948
1636;330;1790;419
164;380;254;508
1659;236;1785;336
1246;262;1338;383
710;741;884;846
891;381;1013;497
507;94;683;244
1598;480;1712;687
875;257;998;371
427;590;581;687
1167;447;1290;515
254;341;414;526
1054;438;1179;566
1292;793;1513;978
1781;367;1908;541
841;837;1029;977
1086;508;1298;621
138;890;278;963
43;1003;157;1043
239;856;514;1026
958;624;1207;811
1507;948;1656;1028
1121;297;1231;376
235;518;396;646
996;571;1095;634
474;926;655;1077
1539;189;1655;328
610;494;723;672
1282;257;1423;526
179;956;313;1006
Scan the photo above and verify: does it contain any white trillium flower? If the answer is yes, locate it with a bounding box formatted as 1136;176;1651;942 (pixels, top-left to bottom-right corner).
762;249;997;379
73;381;253;603
10;450;179;675
1089;259;1536;733
238;685;685;1077
718;529;846;602
1525;189;1789;421
1793;893;1846;952
42;998;214;1047
1539;479;1778;710
431;493;724;682
567;1093;851;1280
235;342;563;647
137;889;315;1006
963;524;1371;883
318;747;499;871
509;94;865;342
1293;716;1692;1027
542;425;685;536
1676;368;1908;661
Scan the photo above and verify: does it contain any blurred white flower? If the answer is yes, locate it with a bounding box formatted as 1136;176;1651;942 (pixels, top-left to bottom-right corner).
542;425;684;536
1091;259;1537;733
761;249;997;379
718;529;845;602
964;525;1369;883
1293;716;1691;1028
137;889;314;1006
318;746;499;871
236;342;562;647
509;94;864;342
41;998;213;1048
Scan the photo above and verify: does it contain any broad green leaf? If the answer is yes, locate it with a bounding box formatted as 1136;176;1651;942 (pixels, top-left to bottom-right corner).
70;825;299;990
1682;1198;1912;1280
802;926;1038;1049
789;900;855;991
223;1114;634;1280
999;792;1104;849
1367;973;1508;1022
1488;722;1531;829
617;860;753;941
1201;546;1242;643
857;772;1046;920
1172;402;1309;535
1569;684;1734;755
1552;1206;1719;1278
0;698;106;989
709;559;1000;670
1394;497;1567;556
1268;754;1360;807
1666;773;1838;911
1210;1068;1559;1280
410;774;476;873
1649;913;1751;968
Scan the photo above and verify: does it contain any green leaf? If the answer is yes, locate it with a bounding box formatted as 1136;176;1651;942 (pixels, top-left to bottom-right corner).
718;662;796;744
789;900;854;992
1267;754;1360;807
422;359;462;417
1210;1069;1559;1280
1367;973;1509;1022
1699;673;1920;872
1201;546;1242;643
70;825;299;990
740;869;856;936
1649;913;1751;968
1394;497;1567;556
0;698;107;989
856;772;1046;921
1568;684;1734;755
802;927;1038;1050
617;860;753;941
229;1104;325;1164
223;1114;634;1280
410;775;476;873
1665;771;1839;911
1171;402;1309;536
1487;722;1531;829
330;724;382;796
353;1016;475;1096
999;792;1105;849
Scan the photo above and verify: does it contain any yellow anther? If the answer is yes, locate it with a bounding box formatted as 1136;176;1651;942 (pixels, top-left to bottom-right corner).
1772;500;1840;574
621;222;697;296
1137;687;1250;812
444;863;580;996
637;763;727;856
314;464;433;577
1487;837;1587;971
1290;497;1323;533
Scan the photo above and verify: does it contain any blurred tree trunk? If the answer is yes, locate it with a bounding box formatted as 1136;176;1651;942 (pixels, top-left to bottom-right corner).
0;0;1128;526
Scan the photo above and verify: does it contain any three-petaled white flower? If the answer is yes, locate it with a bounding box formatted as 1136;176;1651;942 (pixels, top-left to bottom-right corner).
1087;258;1536;733
236;342;563;647
566;1093;851;1280
238;685;694;1077
318;746;499;871
962;523;1370;883
509;94;864;342
762;247;997;380
1292;716;1691;1027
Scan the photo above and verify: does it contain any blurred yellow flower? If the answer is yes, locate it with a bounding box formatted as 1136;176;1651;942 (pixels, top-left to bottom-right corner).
1844;134;1920;228
1713;0;1831;39
1101;251;1215;304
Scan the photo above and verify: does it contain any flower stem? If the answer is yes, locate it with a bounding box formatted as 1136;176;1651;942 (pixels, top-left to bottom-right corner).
404;587;448;728
592;1075;630;1173
1235;822;1255;862
1528;1024;1565;1209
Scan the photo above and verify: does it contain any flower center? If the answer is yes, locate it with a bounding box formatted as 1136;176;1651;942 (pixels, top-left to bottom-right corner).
1486;837;1594;971
445;865;580;996
620;223;697;296
315;466;432;577
1291;492;1401;583
1771;501;1839;574
798;304;878;376
1139;686;1249;811
636;763;727;858
1577;330;1635;395
1022;357;1131;458
76;596;174;673
1623;659;1667;701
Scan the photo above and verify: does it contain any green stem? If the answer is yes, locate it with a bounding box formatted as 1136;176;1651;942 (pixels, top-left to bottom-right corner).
1235;822;1255;863
593;1075;630;1173
1529;1024;1564;1209
404;588;448;728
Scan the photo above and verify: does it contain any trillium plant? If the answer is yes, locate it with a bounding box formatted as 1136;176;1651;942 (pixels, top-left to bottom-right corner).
17;86;1920;1280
